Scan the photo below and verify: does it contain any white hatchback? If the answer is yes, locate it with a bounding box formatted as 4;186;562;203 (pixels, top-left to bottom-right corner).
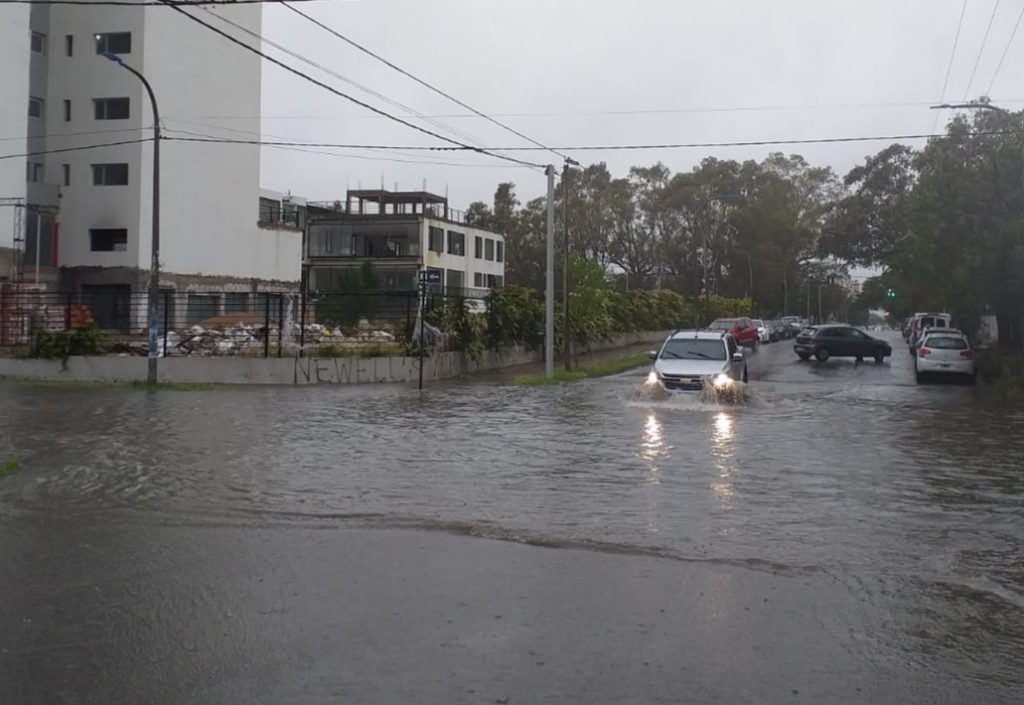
915;330;976;384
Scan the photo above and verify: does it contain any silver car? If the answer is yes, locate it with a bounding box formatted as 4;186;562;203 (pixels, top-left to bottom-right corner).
915;330;976;384
648;330;748;394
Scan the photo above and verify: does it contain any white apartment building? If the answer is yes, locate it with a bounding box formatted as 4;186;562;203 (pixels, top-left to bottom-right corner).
1;1;300;299
305;189;506;298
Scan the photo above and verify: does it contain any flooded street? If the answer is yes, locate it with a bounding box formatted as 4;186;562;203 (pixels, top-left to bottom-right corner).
2;333;1023;704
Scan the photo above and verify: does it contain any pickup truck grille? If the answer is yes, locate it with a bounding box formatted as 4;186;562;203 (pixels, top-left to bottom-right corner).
660;374;703;391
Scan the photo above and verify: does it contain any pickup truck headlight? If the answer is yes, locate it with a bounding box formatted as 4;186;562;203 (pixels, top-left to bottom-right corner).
712;373;734;389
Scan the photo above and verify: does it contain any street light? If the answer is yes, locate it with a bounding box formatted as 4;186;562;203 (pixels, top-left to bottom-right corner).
100;50;161;385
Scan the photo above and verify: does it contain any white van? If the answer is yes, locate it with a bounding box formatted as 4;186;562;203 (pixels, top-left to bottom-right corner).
908;313;952;353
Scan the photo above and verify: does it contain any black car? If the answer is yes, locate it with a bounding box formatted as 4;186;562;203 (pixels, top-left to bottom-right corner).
794;324;892;363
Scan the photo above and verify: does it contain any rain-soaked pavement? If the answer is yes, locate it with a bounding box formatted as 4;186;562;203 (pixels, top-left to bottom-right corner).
1;333;1022;704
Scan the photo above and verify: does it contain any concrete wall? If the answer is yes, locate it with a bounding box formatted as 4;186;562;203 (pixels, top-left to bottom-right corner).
0;331;670;385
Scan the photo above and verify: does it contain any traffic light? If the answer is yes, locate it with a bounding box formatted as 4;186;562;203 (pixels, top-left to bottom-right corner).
885;288;896;299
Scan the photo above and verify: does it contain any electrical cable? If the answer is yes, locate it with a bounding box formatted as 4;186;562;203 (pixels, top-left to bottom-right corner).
160;128;1024;152
962;0;1002;100
283;2;571;163
8;128;1021;162
0;0;327;5
156;1;546;169
0;137;153;160
986;3;1024;95
198;6;491;149
933;0;970;132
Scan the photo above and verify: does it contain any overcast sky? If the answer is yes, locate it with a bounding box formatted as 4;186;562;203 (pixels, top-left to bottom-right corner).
208;0;1024;206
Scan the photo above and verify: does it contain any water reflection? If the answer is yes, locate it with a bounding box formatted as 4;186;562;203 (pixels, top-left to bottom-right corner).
640;413;666;485
711;412;736;506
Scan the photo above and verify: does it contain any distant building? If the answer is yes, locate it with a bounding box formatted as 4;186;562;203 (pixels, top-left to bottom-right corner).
304;189;506;298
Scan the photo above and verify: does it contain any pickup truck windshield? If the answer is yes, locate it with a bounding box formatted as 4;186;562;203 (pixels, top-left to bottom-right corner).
661;339;727;360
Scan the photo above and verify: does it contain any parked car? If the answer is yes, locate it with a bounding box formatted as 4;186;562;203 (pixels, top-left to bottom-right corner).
912;325;963;354
647;329;748;393
907;313;952;353
753;319;771;344
781;316;802;338
709;317;760;349
793;324;892;362
768;320;785;342
915;330;976;384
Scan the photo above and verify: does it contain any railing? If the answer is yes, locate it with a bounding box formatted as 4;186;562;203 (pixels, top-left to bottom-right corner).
0;286;498;358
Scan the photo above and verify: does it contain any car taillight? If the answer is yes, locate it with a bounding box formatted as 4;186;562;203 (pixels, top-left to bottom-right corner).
918;347;931;357
960;350;974;359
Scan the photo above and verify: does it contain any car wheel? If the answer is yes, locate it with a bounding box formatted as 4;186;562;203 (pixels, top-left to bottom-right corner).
797;353;811;360
815;347;830;362
916;371;925;384
752;339;759;351
969;371;978;386
874;350;885;363
742;367;748;384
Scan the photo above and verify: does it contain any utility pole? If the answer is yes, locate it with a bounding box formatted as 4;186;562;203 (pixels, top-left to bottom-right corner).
931;97;1024;356
562;158;579;370
817;284;823;323
545;165;555;379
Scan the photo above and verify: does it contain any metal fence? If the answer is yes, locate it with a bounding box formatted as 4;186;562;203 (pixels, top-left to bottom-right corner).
0;287;490;358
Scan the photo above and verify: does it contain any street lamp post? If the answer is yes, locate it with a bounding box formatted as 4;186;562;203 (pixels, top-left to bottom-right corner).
101;50;161;385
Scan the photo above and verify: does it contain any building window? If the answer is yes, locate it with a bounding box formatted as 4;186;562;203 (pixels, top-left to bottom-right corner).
65;34;73;56
94;97;129;120
63;99;71;122
428;226;444;253
473;272;483;287
485;238;495;261
27;162;43;183
496;240;504;263
92;163;129;186
31;32;46;54
474;235;483;259
62;164;70;187
90;228;128;252
447;230;465;256
94;32;131;54
445;269;464;290
485;274;504;289
28;97;43;119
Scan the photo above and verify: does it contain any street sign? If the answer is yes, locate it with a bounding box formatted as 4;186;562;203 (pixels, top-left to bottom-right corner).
420;269;442;284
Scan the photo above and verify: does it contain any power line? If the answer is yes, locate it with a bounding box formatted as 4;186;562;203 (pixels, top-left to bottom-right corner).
154;98;1024;123
962;0;1002;100
8;127;1021;162
157;1;545;169
0;126;152;143
160;128;1024;152
162;127;534;167
0;137;153;160
933;0;970;132
198;6;490;149
282;2;571;163
0;0;327;5
986;3;1024;95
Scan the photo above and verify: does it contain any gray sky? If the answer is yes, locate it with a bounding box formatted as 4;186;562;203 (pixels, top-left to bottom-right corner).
219;0;1024;206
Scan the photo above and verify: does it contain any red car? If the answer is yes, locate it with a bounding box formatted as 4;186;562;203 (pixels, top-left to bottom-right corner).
709;317;760;348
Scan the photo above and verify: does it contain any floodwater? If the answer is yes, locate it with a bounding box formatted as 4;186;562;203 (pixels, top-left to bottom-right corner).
1;334;1022;704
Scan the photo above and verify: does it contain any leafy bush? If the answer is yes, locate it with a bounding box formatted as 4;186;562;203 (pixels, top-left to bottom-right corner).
30;323;107;367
